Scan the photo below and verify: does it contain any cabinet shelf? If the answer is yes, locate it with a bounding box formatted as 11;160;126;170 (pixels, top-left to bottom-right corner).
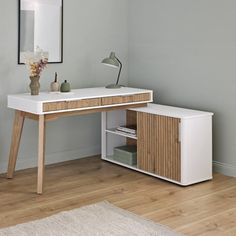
102;156;181;185
105;128;137;140
104;155;137;168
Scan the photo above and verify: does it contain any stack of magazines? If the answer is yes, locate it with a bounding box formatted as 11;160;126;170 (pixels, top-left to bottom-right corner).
116;125;137;137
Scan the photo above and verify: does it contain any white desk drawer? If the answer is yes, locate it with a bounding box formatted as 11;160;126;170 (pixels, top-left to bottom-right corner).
43;98;101;112
101;93;151;106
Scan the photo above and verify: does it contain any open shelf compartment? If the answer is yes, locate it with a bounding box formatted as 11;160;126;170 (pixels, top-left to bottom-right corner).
102;110;137;168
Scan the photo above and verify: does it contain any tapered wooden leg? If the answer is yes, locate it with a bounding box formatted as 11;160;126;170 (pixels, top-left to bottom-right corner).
7;111;25;179
37;115;46;194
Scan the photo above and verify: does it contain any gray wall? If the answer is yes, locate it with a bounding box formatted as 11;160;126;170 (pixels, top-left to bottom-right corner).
0;0;128;172
128;0;236;176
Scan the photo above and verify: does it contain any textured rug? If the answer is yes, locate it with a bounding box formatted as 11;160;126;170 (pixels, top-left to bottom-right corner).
0;201;183;236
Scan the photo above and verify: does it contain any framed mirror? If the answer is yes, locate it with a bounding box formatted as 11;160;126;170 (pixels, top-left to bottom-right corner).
18;0;63;64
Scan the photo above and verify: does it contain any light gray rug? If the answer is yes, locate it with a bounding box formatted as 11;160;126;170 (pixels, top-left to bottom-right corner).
0;202;183;236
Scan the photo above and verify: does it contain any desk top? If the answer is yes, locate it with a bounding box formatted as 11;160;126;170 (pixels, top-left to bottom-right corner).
8;87;153;115
8;87;151;103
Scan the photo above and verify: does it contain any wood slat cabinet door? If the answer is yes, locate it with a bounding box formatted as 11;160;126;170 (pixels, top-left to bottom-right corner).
137;112;181;182
137;112;156;173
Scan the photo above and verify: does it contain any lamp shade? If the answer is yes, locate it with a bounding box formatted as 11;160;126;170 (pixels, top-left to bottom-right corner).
101;52;119;68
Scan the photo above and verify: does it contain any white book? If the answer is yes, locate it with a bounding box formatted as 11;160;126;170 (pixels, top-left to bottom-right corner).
115;130;137;137
116;126;137;134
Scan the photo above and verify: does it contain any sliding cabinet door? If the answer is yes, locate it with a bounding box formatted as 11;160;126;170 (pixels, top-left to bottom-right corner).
154;115;181;182
137;112;181;182
126;110;137;146
137;112;156;173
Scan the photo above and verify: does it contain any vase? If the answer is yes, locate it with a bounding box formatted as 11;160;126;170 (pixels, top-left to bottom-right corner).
29;76;40;95
60;80;71;92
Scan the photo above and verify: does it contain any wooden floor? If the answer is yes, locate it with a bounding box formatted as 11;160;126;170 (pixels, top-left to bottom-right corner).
0;156;236;236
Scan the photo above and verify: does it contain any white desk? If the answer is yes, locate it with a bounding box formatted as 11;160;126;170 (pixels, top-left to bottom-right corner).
7;87;153;194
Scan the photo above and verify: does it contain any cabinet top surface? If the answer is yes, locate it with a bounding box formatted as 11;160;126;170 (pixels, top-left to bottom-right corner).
130;103;213;119
8;87;152;103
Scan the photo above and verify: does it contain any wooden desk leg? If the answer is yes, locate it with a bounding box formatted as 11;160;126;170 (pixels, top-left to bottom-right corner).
7;111;25;179
37;115;46;194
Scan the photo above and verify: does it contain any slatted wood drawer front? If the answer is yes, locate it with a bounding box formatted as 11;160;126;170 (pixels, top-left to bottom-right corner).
43;98;101;112
137;112;181;182
101;93;151;106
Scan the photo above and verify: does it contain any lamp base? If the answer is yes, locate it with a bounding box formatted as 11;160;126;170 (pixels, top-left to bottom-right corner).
105;84;122;89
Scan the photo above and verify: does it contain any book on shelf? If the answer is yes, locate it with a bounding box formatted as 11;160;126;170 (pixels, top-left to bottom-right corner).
116;125;137;135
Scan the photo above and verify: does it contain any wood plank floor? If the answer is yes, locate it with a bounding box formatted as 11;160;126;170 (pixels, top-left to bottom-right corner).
0;156;236;236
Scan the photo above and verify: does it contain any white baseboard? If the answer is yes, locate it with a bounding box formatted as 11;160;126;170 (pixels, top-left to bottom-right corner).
213;161;236;178
0;145;101;174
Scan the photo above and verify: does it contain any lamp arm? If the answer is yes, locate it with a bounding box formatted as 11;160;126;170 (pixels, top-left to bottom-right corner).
115;56;122;85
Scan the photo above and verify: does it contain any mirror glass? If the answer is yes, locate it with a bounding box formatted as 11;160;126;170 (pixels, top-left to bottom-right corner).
19;0;63;64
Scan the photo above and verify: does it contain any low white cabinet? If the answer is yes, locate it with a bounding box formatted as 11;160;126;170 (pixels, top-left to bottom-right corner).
101;103;214;186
